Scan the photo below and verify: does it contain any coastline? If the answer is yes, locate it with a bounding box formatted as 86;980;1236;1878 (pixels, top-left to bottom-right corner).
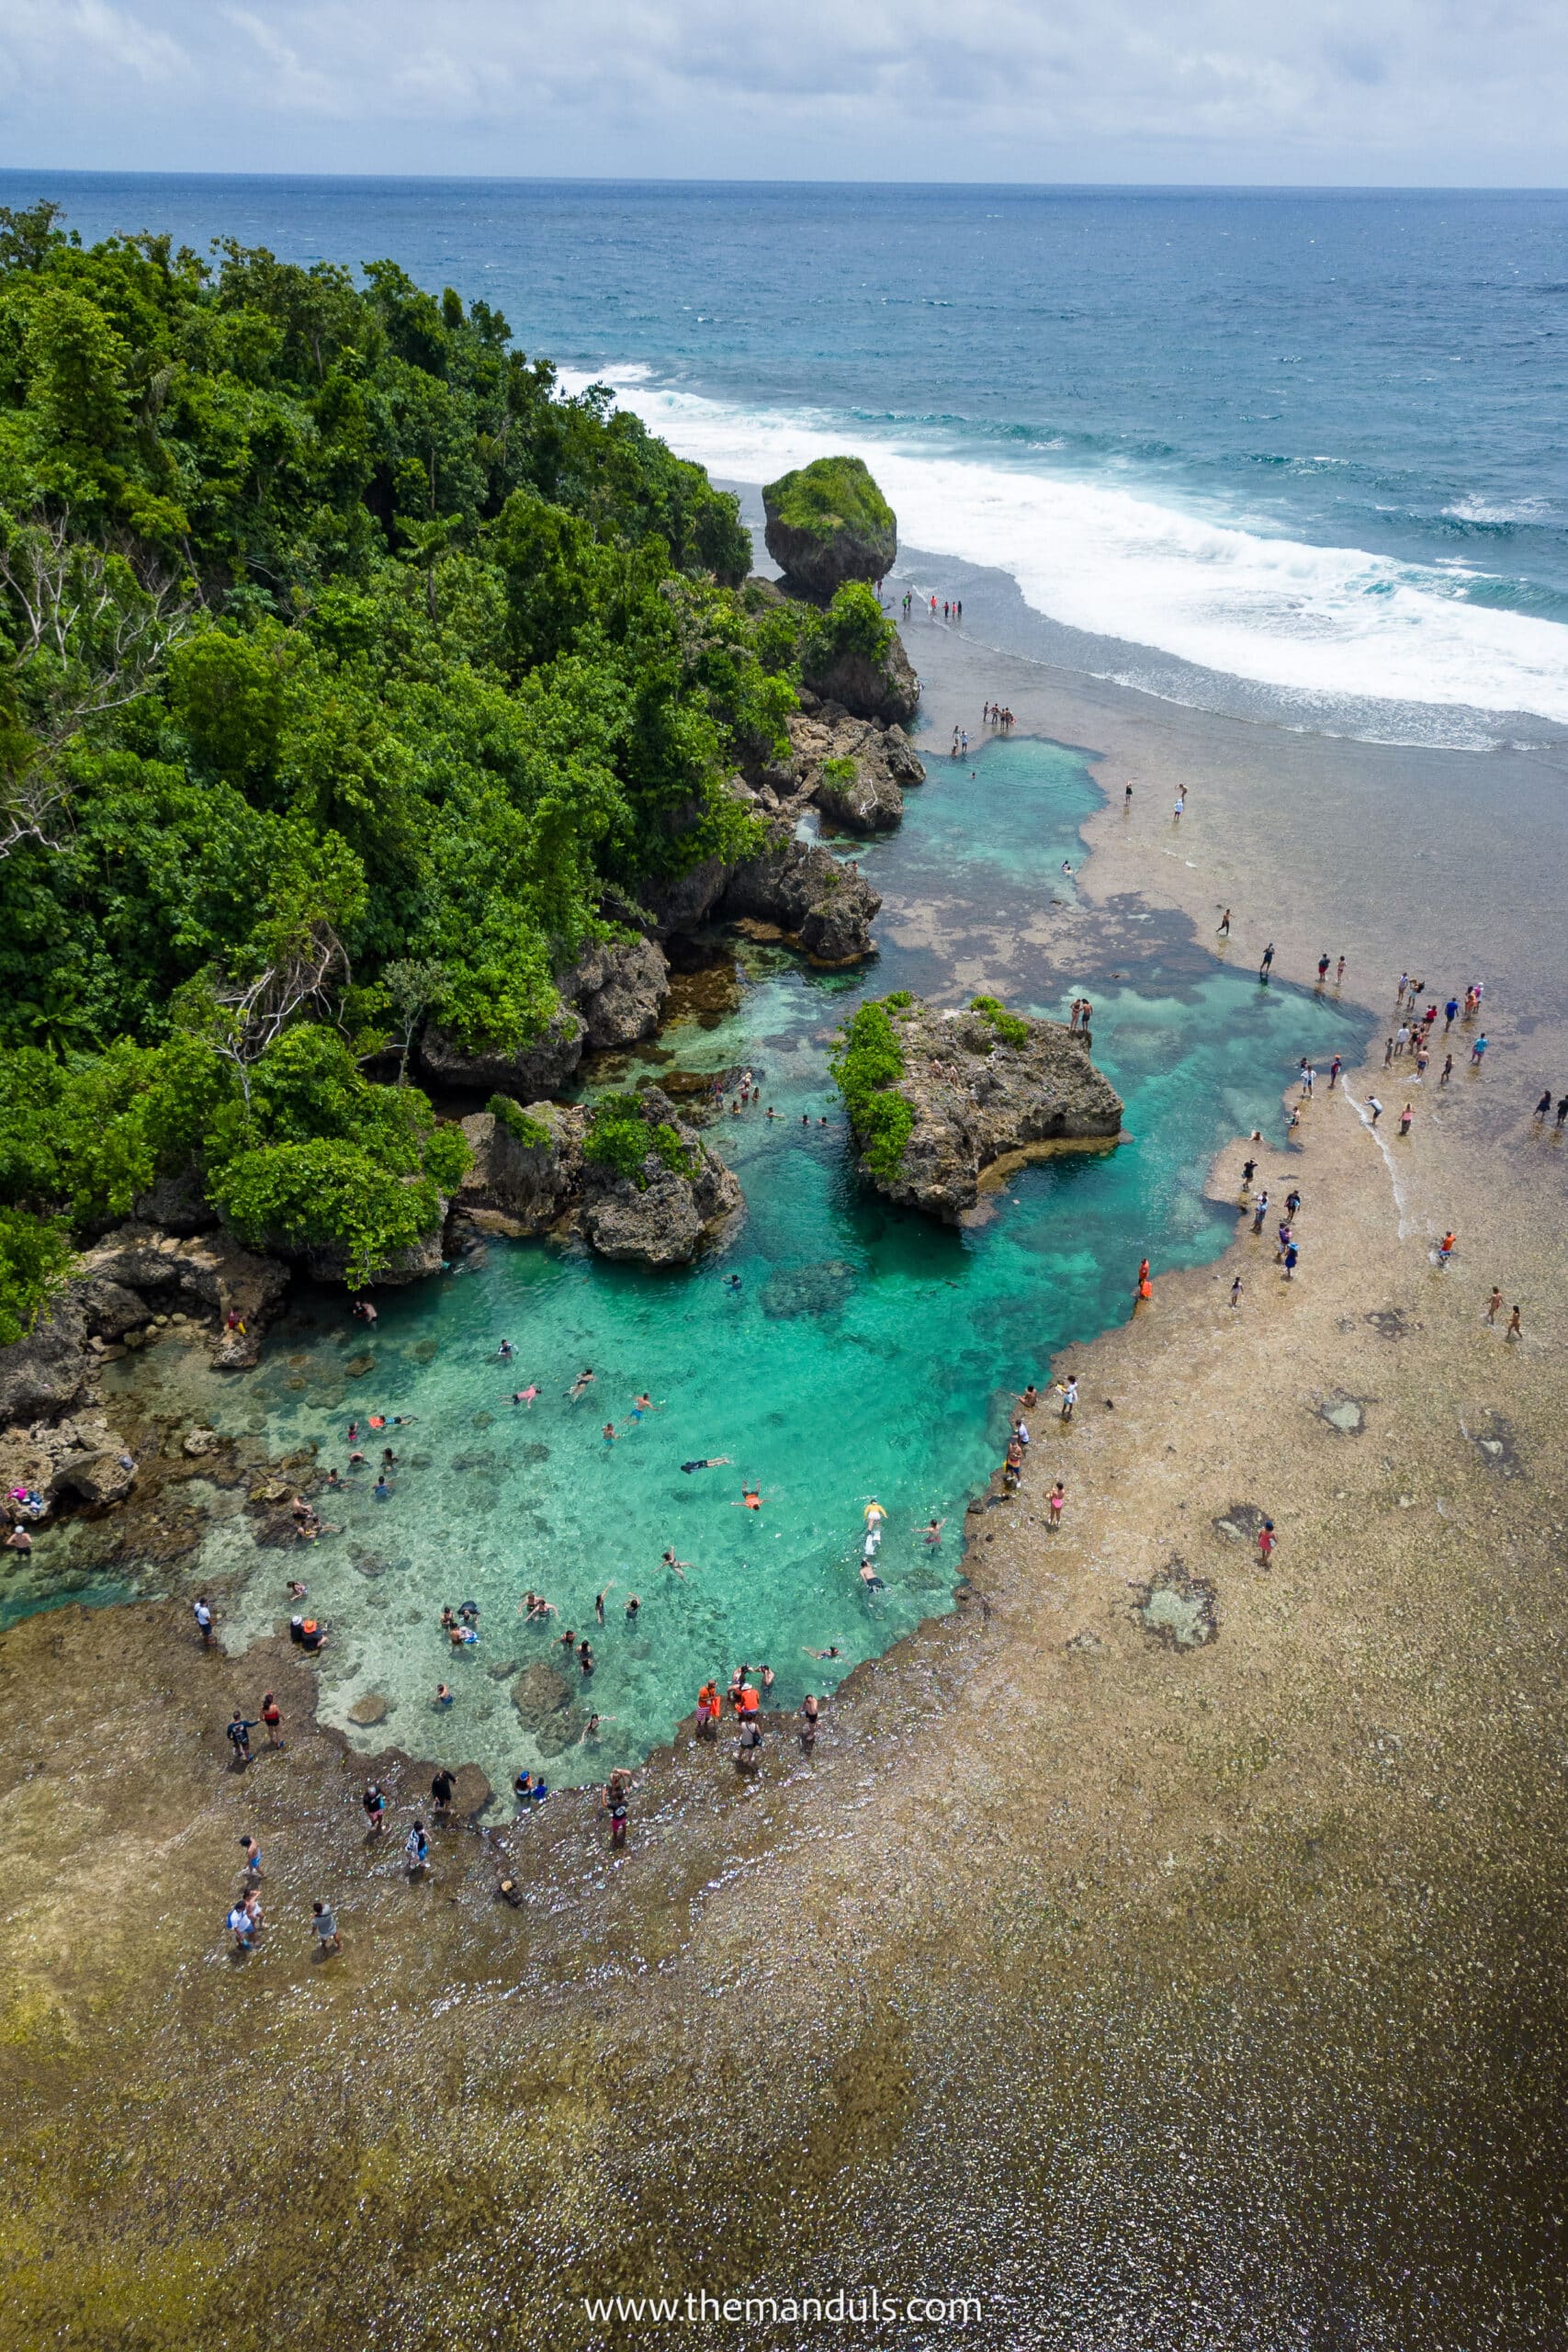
5;600;1568;2345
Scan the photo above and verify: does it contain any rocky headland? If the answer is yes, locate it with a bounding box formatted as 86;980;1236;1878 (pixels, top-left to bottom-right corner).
833;993;1125;1222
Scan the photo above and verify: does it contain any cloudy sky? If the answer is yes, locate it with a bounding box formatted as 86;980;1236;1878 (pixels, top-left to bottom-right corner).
3;0;1565;184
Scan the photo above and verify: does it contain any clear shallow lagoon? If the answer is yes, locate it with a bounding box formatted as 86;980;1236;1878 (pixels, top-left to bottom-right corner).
100;738;1362;1787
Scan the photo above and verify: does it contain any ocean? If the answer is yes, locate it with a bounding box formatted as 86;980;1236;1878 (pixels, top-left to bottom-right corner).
6;173;1568;746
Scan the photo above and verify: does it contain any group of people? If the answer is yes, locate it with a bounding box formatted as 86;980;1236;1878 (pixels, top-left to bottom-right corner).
983;701;1015;729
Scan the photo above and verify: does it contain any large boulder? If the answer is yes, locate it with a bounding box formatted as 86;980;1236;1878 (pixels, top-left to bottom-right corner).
456;1103;585;1237
762;457;897;601
419;1006;586;1100
419;940;671;1095
722;834;881;965
803;623;920;727
0;1294;90;1423
460;1091;742;1268
565;936;671;1050
836;995;1124;1223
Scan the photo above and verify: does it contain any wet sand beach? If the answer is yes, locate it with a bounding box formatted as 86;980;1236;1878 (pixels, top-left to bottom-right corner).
4;608;1568;2349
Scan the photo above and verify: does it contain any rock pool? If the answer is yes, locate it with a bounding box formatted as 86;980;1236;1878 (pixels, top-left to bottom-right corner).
92;735;1363;1785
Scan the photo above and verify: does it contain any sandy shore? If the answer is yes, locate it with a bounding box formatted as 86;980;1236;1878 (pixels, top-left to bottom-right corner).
4;611;1567;2350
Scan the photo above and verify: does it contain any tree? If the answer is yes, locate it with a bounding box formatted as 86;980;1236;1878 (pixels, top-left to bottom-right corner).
381;958;448;1084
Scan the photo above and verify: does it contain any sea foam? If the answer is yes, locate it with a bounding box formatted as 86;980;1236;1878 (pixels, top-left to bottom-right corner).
565;368;1568;745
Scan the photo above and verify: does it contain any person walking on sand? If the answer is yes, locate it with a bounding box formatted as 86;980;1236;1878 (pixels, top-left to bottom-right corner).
226;1711;257;1767
1472;1033;1489;1065
1336;957;1346;986
1398;1103;1414;1136
1058;1375;1078;1421
1486;1286;1504;1325
1230;1275;1243;1308
261;1691;283;1748
1328;1055;1342;1090
1439;1055;1454;1088
1257;1519;1276;1568
1259;944;1275;981
1507;1304;1523;1340
193;1594;215;1647
1217;909;1231;938
1535;1090;1552;1124
1047;1480;1066;1530
1367;1096;1383;1125
1251;1188;1269;1235
310;1900;342;1956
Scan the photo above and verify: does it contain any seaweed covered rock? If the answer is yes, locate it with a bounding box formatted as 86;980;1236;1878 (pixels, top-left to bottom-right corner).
762;457;897;601
832;994;1123;1223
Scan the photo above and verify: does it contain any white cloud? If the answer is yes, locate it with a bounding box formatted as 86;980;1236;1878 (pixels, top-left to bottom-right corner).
1;0;1566;179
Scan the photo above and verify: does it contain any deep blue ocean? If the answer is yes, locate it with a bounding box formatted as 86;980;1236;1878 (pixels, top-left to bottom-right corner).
6;174;1568;745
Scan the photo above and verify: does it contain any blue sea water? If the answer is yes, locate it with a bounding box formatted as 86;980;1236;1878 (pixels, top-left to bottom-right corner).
6;174;1568;743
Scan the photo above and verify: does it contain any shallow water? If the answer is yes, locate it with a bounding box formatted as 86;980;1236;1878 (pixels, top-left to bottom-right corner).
96;736;1361;1787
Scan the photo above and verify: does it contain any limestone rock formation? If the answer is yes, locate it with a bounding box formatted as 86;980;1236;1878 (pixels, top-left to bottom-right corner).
0;1294;92;1423
418;937;671;1095
0;1408;138;1519
76;1225;289;1369
420;1003;586;1100
722;834;882;963
567;935;670;1049
838;996;1124;1223
762;456;897;600
802;625;921;727
457;1088;742;1267
791;708;925;835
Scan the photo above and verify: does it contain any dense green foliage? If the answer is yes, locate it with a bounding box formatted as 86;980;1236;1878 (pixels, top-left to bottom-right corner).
829;999;914;1182
971;995;1031;1049
821;756;857;785
0;199;801;1315
763;457;895;545
488;1094;552;1150
582;1092;656;1186
805;581;896;676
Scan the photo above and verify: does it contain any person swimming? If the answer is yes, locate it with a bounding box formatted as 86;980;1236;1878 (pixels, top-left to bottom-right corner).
681;1456;732;1473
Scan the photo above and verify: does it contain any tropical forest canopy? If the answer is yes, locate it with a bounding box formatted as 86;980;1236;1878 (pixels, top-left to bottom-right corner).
0;198;831;1321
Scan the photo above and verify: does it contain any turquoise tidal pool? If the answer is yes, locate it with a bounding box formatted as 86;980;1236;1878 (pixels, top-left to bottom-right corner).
104;737;1365;1787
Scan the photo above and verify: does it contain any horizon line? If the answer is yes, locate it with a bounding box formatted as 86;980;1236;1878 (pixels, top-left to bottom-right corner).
2;167;1567;198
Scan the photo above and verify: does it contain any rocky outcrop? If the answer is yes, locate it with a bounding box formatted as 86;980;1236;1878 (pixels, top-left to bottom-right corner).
0;1294;91;1423
455;1102;584;1239
457;1089;742;1267
802;628;920;728
840;996;1124;1223
78;1225;290;1369
420;1004;586;1100
722;834;882;963
787;707;925;836
418;937;671;1097
762;457;897;601
288;1213;449;1291
568;935;670;1049
0;1408;139;1519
